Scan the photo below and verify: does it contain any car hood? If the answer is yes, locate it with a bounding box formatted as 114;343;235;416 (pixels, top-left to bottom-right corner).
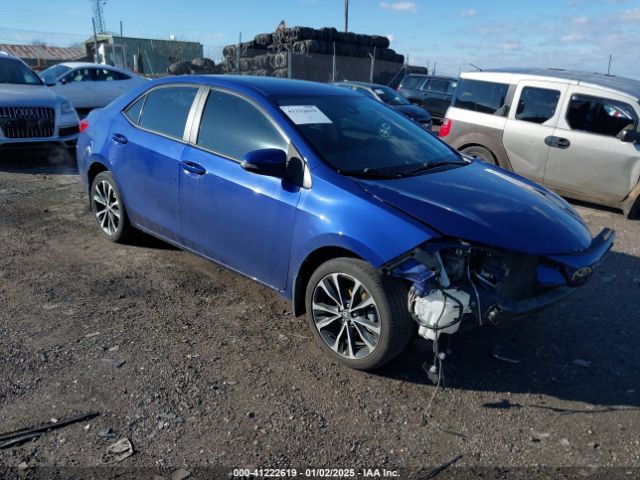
357;161;593;255
0;84;59;105
391;104;431;120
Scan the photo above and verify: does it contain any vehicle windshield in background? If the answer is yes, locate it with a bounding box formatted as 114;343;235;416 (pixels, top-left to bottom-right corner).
374;86;411;106
0;59;43;85
275;95;464;177
39;64;72;83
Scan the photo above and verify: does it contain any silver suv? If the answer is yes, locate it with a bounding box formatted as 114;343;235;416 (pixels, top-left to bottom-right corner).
0;52;79;155
440;68;640;218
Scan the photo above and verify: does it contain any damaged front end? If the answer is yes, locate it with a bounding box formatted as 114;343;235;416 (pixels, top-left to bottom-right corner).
381;228;615;380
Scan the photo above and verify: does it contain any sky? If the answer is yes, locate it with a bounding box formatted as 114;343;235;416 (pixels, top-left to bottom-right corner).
1;0;639;79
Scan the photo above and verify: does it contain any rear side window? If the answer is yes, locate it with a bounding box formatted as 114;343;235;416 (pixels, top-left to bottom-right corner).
96;69;130;81
453;79;509;115
138;86;198;139
124;96;145;124
401;76;425;90
567;94;638;137
197;89;287;160
515;87;561;124
446;80;458;96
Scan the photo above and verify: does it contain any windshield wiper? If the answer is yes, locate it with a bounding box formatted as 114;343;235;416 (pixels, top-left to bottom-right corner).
337;167;405;179
403;160;466;175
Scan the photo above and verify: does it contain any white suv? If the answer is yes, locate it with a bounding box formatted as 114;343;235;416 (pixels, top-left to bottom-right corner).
0;52;80;155
440;68;640;218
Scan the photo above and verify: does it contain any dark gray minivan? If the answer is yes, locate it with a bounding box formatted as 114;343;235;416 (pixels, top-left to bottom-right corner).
397;74;458;121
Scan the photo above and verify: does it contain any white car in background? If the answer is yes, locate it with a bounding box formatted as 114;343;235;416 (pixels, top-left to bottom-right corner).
39;62;148;113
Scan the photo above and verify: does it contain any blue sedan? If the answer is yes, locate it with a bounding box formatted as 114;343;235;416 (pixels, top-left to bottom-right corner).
76;76;614;372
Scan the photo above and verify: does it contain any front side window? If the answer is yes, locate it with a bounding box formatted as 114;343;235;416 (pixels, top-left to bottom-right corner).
453;79;509;115
401;76;426;90
515;86;561;124
138;86;198;139
67;68;95;82
428;79;448;93
275;94;463;176
0;59;42;85
567;94;638;137
197;89;288;159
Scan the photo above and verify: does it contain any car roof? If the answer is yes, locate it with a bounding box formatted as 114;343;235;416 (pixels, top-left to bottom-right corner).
55;61;129;72
461;68;640;100
152;75;357;98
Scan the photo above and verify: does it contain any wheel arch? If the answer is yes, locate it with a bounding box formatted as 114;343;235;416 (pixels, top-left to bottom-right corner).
292;246;363;317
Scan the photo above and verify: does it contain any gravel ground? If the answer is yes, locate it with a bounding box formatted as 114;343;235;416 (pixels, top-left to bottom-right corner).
0;155;639;479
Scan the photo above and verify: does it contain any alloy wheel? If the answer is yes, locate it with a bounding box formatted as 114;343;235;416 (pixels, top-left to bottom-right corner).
92;180;120;236
311;272;381;360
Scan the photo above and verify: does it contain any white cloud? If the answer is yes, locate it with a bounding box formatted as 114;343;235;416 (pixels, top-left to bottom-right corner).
621;7;640;22
386;34;395;43
502;41;521;50
571;16;590;25
460;9;478;17
380;2;418;14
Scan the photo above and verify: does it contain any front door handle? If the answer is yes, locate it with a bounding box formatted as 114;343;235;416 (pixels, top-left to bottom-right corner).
181;161;206;175
112;133;128;144
545;136;571;149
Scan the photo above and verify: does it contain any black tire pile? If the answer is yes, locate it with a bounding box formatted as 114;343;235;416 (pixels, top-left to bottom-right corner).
222;26;404;82
168;57;220;75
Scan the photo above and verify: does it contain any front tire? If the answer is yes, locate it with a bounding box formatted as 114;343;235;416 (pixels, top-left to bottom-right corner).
90;171;135;243
305;258;413;371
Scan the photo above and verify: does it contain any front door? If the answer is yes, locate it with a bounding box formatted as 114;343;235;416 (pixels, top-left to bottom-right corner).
502;80;568;183
544;88;640;202
179;88;301;289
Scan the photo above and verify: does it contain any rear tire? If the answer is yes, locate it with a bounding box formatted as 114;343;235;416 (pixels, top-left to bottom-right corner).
461;145;497;165
90;171;135;243
305;257;413;371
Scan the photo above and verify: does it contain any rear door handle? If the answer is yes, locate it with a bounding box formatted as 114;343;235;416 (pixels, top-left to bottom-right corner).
181;161;206;175
545;136;571;149
112;133;128;144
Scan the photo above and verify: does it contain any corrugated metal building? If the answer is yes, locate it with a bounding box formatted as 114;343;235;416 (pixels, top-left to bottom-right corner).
0;44;88;70
84;35;204;75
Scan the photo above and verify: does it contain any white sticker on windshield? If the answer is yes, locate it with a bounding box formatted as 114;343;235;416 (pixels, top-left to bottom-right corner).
280;105;332;125
374;89;385;94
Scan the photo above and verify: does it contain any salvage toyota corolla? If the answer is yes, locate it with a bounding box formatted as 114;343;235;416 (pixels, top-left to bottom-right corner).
76;76;614;372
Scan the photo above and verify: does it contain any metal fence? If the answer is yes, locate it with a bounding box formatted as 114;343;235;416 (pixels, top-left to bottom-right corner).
218;46;406;86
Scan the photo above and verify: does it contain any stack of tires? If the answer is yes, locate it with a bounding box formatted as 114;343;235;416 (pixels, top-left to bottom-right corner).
168;57;220;75
221;26;404;82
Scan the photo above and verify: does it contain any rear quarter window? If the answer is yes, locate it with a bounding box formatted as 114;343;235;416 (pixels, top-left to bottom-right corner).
401;76;426;90
453;79;509;115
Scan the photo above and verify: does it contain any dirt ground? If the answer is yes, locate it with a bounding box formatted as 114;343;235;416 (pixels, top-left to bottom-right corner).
1;154;639;479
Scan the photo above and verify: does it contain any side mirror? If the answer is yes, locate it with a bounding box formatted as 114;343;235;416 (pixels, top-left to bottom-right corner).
60;77;69;85
241;149;288;179
620;129;639;143
45;81;56;87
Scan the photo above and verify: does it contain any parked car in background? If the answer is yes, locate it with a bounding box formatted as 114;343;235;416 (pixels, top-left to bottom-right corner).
397;74;458;122
440;68;640;218
0;51;79;155
335;80;433;131
77;76;613;372
39;62;148;114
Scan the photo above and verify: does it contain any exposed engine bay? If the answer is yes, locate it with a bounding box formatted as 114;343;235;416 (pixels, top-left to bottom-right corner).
382;230;615;383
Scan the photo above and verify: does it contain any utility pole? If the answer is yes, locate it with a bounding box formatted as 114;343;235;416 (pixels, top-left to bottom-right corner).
91;0;107;34
120;20;126;68
344;0;349;33
608;53;612;75
92;17;99;63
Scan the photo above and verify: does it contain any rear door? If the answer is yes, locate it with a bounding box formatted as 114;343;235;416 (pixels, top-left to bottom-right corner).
94;68;132;106
544;88;640;202
110;85;200;243
420;78;452;118
179;88;301;289
502;80;568;183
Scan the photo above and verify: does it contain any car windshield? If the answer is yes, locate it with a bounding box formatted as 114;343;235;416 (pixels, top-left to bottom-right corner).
372;86;410;105
39;64;72;83
275;94;464;176
0;59;43;85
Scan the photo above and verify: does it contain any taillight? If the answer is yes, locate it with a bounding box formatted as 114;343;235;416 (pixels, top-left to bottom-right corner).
439;118;452;138
79;119;89;133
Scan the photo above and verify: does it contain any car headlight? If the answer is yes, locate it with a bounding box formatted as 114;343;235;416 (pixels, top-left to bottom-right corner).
61;100;74;115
